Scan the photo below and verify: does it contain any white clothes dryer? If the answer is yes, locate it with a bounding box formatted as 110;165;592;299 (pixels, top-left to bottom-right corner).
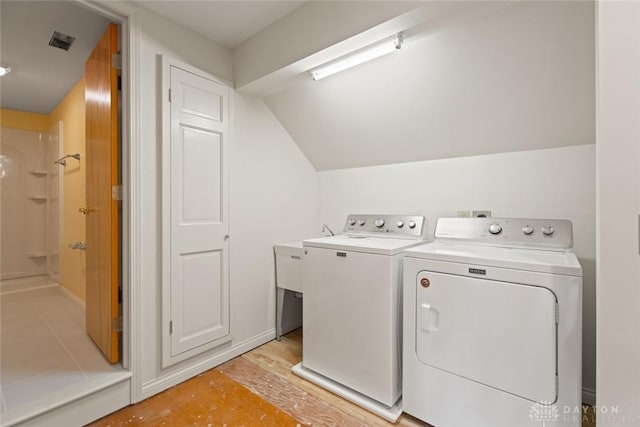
403;217;582;427
293;214;426;422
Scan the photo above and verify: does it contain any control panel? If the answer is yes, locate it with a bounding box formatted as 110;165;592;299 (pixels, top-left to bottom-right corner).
343;214;425;238
434;217;574;249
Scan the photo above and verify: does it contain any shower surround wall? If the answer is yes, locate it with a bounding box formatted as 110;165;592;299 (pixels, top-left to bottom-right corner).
0;78;87;300
0;126;59;280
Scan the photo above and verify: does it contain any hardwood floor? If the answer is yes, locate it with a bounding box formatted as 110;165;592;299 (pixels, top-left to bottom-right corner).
219;329;425;427
89;367;298;426
91;329;596;426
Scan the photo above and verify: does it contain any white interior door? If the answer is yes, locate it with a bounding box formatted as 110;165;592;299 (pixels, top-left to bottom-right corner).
162;60;230;367
415;271;557;403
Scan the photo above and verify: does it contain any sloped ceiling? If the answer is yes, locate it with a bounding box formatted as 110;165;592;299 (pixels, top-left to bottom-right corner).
263;1;595;171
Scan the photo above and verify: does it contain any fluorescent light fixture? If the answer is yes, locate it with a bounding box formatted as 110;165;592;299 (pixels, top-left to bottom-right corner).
0;66;11;76
310;34;403;81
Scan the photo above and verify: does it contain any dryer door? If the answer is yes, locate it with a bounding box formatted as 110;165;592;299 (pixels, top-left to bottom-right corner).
416;271;557;403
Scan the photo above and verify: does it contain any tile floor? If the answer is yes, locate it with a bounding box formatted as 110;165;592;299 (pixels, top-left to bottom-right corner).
0;276;127;424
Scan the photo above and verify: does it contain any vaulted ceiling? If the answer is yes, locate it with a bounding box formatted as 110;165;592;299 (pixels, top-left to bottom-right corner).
262;1;595;170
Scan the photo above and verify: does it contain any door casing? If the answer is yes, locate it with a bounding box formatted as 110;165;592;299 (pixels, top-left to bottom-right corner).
81;0;139;401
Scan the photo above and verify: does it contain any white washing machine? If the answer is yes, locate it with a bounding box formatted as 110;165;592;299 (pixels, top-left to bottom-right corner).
292;214;426;422
403;217;582;427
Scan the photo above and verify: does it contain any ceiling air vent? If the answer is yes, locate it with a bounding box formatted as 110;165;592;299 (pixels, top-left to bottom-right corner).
48;31;75;51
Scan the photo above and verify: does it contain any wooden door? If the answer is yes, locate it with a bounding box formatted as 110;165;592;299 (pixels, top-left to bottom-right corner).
162;63;230;367
85;23;119;363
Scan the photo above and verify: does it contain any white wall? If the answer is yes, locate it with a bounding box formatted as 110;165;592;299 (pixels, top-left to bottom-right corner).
317;144;596;399
230;94;317;340
596;2;640;425
136;7;317;395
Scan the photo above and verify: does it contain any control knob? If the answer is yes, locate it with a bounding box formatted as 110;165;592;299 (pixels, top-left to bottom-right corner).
396;220;404;228
374;219;385;228
522;225;534;235
488;223;502;235
357;219;366;226
408;220;416;229
541;225;554;236
348;218;356;226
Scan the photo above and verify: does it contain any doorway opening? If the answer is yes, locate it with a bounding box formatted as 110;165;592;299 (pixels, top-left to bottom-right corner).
0;1;131;423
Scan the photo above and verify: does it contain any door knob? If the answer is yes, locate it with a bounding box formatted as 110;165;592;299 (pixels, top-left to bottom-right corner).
79;206;96;215
68;242;86;250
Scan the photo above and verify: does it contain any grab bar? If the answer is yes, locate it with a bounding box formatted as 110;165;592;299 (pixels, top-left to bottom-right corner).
54;153;81;166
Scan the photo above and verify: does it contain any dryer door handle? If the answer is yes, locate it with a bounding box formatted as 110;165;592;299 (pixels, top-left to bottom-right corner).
420;303;440;333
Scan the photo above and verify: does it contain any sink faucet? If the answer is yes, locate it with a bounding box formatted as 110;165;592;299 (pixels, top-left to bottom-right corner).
322;224;335;236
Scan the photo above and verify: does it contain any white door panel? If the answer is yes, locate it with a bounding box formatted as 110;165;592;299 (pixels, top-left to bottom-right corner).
172;250;224;354
163;62;230;366
180;83;222;121
415;271;557;403
180;128;222;223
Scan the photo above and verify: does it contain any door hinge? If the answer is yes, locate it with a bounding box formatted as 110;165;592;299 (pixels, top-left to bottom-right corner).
112;317;123;332
111;53;122;70
169;320;173;335
168;88;172;102
112;185;122;201
555;302;559;324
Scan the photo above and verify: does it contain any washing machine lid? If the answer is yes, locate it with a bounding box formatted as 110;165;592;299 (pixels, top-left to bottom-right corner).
304;235;425;256
404;242;582;276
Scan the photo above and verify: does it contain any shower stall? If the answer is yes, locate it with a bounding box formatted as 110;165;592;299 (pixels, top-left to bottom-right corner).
0;120;127;424
0;123;61;289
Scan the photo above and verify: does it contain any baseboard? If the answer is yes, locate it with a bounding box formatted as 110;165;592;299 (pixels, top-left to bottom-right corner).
583;387;596;406
140;328;276;401
0;272;29;281
59;285;86;310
